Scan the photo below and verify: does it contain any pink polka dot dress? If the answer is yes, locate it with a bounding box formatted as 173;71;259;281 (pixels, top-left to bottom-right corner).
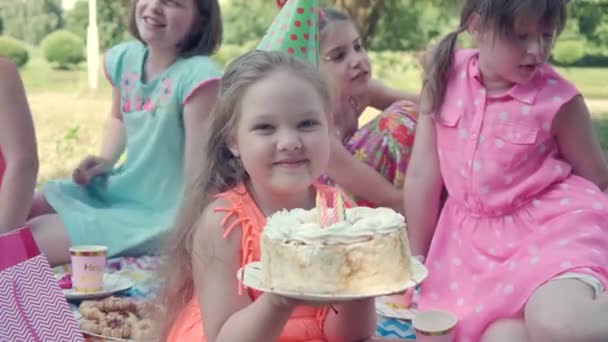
418;49;608;341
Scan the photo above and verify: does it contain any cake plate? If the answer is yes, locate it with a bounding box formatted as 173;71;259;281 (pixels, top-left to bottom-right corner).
237;257;428;301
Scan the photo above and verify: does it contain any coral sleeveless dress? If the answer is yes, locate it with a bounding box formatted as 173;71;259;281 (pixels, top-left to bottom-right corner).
168;183;349;342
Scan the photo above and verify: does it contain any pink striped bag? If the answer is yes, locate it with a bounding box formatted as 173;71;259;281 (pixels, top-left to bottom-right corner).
0;227;83;341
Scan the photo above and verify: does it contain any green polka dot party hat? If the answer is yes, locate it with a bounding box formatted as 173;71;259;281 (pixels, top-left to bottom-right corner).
257;0;320;66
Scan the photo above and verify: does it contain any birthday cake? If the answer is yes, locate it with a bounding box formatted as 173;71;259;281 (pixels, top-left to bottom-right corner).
260;206;412;294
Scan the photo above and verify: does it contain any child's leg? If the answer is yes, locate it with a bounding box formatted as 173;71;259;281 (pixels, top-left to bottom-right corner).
525;278;608;342
27;214;71;266
28;192;56;219
481;319;530;342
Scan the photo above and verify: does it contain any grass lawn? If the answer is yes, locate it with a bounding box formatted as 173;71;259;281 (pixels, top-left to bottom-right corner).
18;53;608;186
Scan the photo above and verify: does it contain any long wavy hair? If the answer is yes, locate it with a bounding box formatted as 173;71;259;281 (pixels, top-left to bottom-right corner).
156;50;333;340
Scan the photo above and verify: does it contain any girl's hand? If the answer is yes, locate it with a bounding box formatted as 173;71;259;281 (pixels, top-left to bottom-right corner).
266;293;299;310
72;155;112;186
267;294;329;309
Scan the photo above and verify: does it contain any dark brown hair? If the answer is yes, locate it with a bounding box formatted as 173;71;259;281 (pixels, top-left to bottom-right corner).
129;0;222;56
423;0;567;114
157;50;333;340
318;7;351;35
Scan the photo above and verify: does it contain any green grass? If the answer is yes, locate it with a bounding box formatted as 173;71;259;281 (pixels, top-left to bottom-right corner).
18;51;608;185
555;67;608;100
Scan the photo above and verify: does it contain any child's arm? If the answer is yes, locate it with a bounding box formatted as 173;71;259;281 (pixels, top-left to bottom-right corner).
195;199;297;342
367;79;419;111
98;88;126;164
182;80;219;185
553;95;608;191
324;299;377;342
73;88;125;185
403;113;443;257
0;59;38;232
327;136;403;212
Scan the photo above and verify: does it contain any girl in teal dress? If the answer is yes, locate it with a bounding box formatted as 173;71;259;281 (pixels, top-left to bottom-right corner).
27;0;223;265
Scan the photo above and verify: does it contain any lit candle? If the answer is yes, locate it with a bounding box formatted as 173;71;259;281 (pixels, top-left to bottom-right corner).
316;191;328;227
333;192;346;223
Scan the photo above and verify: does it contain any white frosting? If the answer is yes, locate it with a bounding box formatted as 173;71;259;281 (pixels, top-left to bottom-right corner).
264;207;404;244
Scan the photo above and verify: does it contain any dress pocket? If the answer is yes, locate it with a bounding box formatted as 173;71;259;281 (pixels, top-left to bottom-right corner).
492;121;539;168
436;109;463;128
494;122;538;145
435;110;465;152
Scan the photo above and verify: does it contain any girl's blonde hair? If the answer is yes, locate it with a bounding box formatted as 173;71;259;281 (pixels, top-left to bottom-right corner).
157;50;333;339
423;0;567;115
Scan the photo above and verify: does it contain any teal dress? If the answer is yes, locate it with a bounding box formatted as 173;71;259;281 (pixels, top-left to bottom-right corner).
44;41;221;257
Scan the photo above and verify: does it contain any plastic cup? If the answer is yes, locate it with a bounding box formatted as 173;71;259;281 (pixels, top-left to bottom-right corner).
69;245;107;293
412;309;458;342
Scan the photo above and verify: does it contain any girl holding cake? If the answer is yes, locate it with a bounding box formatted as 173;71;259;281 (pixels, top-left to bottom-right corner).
160;50;381;342
404;0;608;341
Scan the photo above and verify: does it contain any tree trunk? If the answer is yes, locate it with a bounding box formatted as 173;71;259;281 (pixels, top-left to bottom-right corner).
333;0;384;47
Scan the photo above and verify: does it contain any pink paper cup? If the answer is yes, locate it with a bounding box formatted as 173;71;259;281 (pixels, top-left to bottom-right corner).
69;245;107;293
412;309;458;342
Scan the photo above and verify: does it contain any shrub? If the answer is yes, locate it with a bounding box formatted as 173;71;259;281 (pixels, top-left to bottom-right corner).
0;36;29;67
213;40;259;68
41;30;85;69
552;40;585;66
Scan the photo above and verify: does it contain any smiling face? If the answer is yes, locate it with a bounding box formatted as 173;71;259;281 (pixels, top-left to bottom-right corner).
319;19;371;101
229;69;331;196
134;0;199;52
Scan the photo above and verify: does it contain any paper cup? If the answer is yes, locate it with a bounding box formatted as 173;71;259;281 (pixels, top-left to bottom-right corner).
412;309;458;342
69;245;107;293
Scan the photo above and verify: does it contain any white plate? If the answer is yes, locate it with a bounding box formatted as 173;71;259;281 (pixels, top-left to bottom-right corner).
237;257;428;302
82;330;133;342
62;273;135;300
375;296;418;321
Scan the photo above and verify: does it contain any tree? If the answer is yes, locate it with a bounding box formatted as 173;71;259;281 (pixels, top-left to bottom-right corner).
0;0;63;45
65;0;130;51
221;0;277;45
331;0;383;47
329;0;458;49
569;0;608;45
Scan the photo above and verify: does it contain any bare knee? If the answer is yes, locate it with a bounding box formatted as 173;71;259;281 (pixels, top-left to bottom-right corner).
28;214;71;266
525;279;599;342
28;192;55;218
525;306;577;342
481;319;528;342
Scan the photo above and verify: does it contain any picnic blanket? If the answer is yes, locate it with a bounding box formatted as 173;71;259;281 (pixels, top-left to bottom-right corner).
53;256;416;339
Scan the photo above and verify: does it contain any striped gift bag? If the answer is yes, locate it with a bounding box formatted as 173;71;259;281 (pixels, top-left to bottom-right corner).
0;227;83;342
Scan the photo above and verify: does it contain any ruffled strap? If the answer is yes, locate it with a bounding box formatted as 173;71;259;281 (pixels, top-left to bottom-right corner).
213;183;349;334
214;186;264;297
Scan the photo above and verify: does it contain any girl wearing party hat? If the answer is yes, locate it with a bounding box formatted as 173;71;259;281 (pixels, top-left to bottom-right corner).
258;0;418;211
